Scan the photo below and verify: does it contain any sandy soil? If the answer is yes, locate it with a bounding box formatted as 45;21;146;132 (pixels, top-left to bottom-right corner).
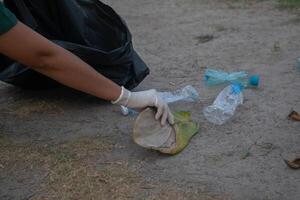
1;0;300;199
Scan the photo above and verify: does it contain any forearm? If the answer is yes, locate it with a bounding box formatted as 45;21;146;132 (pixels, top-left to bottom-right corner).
34;45;121;101
0;22;174;125
0;22;121;101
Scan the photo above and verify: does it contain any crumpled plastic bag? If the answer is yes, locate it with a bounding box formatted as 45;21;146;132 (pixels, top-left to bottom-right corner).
133;108;199;155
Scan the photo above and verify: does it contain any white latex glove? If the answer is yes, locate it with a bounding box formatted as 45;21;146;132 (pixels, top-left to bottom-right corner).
112;86;174;126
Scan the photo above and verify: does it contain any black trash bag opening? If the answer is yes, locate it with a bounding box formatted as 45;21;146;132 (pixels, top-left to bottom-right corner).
0;0;149;90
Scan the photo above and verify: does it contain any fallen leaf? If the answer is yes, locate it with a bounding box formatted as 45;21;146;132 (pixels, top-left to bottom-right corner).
284;158;300;169
240;151;251;160
288;111;300;121
173;111;191;122
194;34;214;44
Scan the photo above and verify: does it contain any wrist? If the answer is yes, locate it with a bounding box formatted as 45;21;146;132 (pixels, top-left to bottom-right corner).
111;86;131;106
111;86;124;104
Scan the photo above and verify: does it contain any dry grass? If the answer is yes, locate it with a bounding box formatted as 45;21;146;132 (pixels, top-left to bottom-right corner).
3;99;64;118
0;136;226;200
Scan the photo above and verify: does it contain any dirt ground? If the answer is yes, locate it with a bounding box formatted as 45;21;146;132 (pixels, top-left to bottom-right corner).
1;0;300;199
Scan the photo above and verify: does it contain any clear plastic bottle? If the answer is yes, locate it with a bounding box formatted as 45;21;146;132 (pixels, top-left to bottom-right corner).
204;69;260;88
159;85;200;104
120;85;200;116
203;84;243;125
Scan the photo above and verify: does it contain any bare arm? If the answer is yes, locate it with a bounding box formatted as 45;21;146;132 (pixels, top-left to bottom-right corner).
0;22;121;101
0;22;174;125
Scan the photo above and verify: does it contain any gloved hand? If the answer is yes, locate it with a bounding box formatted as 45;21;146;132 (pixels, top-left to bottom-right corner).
112;86;174;126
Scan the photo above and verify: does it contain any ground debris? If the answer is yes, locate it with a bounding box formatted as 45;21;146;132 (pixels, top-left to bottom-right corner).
284;158;300;169
272;41;281;52
288;110;300;121
194;34;214;44
133;109;199;155
240;151;251;160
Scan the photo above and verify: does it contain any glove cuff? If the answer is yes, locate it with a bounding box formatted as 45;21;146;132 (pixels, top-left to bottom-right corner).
111;86;131;106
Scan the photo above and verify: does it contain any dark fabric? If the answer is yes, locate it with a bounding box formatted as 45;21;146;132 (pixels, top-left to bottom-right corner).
0;0;149;89
0;2;17;35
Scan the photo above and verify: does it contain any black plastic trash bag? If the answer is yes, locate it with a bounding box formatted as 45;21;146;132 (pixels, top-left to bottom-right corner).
0;0;149;89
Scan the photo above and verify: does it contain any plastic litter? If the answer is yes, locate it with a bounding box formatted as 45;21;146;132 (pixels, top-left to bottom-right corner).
121;106;139;116
203;84;244;125
133;108;174;148
159;85;200;104
204;69;260;88
133;108;199;155
121;85;200;116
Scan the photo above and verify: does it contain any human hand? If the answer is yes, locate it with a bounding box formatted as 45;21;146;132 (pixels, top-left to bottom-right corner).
112;87;174;126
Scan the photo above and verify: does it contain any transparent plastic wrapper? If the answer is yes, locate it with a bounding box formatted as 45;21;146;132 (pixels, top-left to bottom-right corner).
203;84;243;125
204;69;260;88
121;85;200;116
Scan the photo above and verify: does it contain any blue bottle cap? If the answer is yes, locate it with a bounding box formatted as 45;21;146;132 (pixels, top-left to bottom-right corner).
248;75;260;87
231;83;243;94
